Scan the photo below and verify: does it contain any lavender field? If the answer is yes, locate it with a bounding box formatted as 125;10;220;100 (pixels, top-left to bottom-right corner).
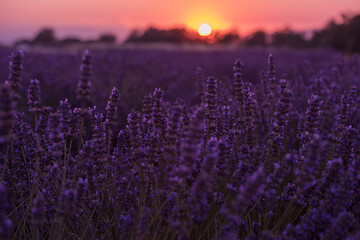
0;47;360;239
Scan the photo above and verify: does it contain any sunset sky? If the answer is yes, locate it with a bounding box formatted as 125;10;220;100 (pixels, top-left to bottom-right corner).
1;0;360;44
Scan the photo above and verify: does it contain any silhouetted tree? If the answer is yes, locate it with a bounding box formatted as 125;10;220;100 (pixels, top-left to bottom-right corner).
217;32;241;44
98;33;117;43
33;28;56;44
311;13;360;53
272;28;308;48
244;31;267;46
125;27;196;43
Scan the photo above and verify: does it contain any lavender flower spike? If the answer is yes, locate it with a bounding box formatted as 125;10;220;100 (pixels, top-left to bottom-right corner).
223;166;266;224
0;83;15;147
233;59;245;104
76;49;92;108
105;87;121;131
7;50;23;100
27;79;41;113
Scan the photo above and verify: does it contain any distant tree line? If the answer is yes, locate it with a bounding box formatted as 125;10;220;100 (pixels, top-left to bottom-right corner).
125;27;241;44
311;14;360;53
13;12;360;53
126;13;360;53
15;28;117;47
243;13;360;53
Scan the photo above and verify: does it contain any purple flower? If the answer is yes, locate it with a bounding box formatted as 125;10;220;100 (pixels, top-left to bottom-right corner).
205;76;218;136
171;108;204;188
7;50;23;101
27;79;41;113
57;181;78;217
31;192;46;225
196;66;205;103
233;59;245;104
223;166;266;224
0;83;15;148
105;87;121;131
76;50;92;109
0;185;11;239
188;137;218;221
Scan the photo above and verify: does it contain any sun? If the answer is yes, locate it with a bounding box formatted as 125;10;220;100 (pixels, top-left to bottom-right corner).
198;23;212;36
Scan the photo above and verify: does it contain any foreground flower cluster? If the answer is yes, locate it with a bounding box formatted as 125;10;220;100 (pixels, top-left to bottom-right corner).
0;50;359;239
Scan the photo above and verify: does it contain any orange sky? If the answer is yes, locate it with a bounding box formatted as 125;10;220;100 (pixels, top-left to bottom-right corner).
1;0;360;44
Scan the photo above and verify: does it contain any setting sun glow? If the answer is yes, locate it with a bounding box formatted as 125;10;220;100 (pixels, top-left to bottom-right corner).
198;23;212;36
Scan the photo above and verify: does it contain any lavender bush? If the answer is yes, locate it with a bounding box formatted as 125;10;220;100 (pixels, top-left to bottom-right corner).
0;48;359;239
